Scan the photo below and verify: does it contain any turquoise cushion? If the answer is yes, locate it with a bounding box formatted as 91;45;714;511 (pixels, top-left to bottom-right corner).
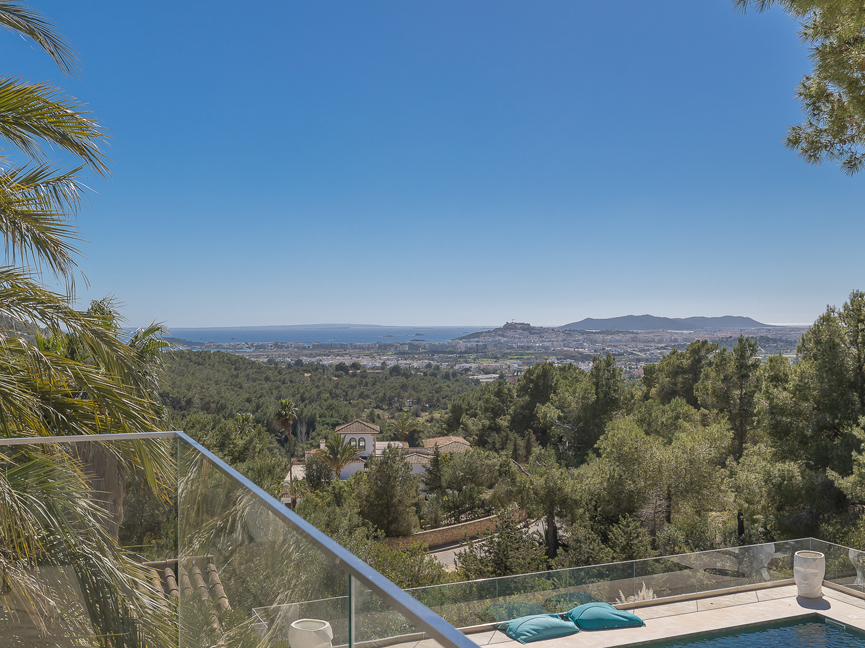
565;602;645;630
498;614;580;644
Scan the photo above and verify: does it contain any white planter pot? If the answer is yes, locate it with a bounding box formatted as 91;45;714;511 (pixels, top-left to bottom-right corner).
288;618;333;648
850;548;865;586
794;550;825;598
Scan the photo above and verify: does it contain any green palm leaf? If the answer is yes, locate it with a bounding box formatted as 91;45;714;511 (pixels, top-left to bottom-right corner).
320;431;362;477
0;1;77;76
0;77;108;174
0;164;83;280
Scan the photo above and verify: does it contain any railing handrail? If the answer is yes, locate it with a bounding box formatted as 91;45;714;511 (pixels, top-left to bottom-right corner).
0;430;477;648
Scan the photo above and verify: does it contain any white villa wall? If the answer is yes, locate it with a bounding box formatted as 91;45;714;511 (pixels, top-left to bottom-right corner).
340;460;366;480
338;432;375;456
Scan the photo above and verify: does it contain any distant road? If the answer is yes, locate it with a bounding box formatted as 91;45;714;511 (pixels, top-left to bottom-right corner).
428;518;545;571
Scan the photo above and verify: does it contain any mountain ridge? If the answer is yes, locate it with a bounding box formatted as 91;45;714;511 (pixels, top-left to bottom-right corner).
559;315;772;331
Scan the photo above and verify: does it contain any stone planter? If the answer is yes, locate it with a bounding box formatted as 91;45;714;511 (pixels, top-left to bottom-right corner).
793;550;825;598
288;619;333;648
850;548;865;586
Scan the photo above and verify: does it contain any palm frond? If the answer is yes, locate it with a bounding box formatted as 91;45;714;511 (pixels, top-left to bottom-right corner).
0;164;83;281
4;162;87;215
0;269;157;393
0;77;108;174
0;1;78;76
126;322;172;370
0;443;176;646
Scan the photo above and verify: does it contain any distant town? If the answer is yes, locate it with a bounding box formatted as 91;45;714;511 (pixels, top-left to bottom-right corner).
166;316;806;381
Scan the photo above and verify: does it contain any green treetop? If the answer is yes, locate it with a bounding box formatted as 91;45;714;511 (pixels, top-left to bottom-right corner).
357;446;420;537
736;0;865;173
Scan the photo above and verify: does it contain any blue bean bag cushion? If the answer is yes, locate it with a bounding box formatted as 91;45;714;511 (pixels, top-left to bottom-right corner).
565;602;645;630
498;614;580;644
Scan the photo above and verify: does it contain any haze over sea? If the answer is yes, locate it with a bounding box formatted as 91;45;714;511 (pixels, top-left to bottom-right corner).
169;325;492;345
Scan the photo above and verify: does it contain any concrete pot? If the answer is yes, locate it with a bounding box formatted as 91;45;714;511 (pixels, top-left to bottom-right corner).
288;619;333;648
794;550;825;598
850;548;865;586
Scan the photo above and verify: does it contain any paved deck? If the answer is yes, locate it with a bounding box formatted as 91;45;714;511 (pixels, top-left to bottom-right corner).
465;584;865;647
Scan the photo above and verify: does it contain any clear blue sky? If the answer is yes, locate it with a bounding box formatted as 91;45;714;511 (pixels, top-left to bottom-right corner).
5;1;861;328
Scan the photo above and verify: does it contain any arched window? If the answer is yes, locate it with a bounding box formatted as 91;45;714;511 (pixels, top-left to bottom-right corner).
349;437;357;447
358;437;366;451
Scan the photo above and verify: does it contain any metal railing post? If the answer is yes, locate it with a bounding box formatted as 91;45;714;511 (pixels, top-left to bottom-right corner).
348;574;355;648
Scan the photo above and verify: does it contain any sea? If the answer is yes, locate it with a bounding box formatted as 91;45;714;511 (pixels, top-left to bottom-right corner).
168;325;492;345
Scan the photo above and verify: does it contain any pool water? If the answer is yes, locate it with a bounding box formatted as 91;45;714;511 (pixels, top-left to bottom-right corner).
655;620;865;647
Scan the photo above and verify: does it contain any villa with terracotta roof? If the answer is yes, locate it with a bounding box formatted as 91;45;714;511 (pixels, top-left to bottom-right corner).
293;423;472;485
422;435;471;454
335;418;381;449
306;419;408;479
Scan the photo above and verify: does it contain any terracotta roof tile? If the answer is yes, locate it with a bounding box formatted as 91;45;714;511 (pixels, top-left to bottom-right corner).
145;556;230;612
422;436;471;450
335;419;380;434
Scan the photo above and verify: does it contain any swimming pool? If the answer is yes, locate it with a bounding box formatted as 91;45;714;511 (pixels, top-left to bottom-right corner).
652;619;865;647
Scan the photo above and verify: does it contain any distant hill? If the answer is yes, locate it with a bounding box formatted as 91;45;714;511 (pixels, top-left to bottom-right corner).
559;315;772;331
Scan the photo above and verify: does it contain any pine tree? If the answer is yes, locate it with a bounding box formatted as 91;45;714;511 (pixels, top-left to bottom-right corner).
423;444;445;495
454;509;546;579
357;446;420;537
736;1;865;173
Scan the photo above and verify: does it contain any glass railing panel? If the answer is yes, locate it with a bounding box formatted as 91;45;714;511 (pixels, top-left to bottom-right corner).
480;569;569;620
562;561;636;607
408;578;499;629
409;561;636;628
252;597;350;646
634;554;696;601
529;565;617;613
813;539;862;590
177;436;350;648
687;543;777;593
0;437;177;648
352;577;432;645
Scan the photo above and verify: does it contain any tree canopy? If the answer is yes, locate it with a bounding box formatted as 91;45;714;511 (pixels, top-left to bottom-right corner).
736;0;865;173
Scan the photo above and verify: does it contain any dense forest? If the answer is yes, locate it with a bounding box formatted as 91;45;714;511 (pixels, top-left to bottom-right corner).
159;351;477;492
162;291;865;589
162;351;476;432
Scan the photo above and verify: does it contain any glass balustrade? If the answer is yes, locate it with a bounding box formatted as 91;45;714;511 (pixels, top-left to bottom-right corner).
407;539;845;629
0;432;474;648
6;431;865;645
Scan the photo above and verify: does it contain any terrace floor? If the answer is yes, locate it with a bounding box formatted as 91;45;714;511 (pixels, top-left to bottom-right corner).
465;584;865;647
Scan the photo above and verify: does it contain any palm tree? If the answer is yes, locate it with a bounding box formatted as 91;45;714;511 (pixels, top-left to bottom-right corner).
319;431;362;479
0;4;173;646
276;397;299;452
34;298;174;534
279;475;307;511
388;411;420;444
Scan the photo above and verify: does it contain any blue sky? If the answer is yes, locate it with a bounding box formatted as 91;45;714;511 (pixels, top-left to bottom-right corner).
5;1;862;328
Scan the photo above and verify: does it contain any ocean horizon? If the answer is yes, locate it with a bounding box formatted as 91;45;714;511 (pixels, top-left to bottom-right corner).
167;324;493;345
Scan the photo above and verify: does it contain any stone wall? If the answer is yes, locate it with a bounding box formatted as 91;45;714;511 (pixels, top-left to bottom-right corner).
386;510;527;550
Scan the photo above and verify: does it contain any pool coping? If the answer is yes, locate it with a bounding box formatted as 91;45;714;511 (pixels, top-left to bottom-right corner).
466;583;865;647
